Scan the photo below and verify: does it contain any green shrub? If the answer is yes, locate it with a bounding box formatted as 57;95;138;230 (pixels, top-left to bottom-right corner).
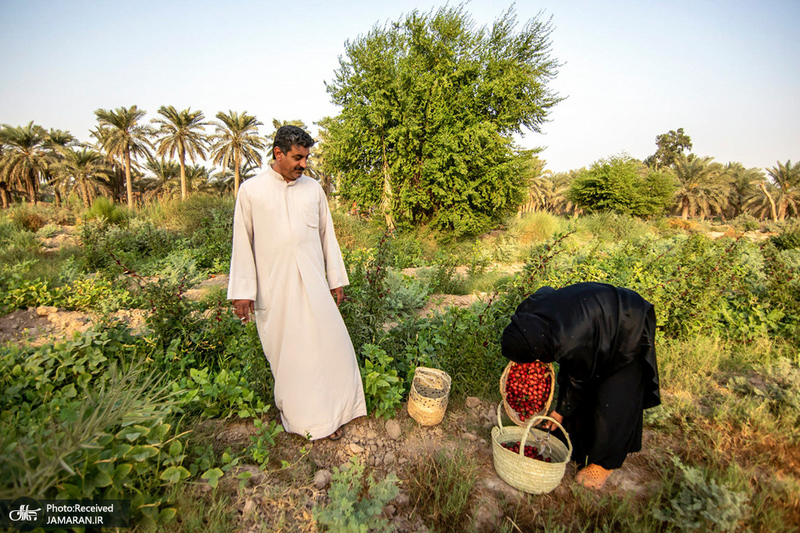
340;234;393;354
771;220;800;251
731;213;761;232
312;456;399;533
9;204;46;232
359;344;404;419
653;456;750;532
84;196;129;225
507;210;564;244
385;270;429;316
80;217;180;272
35;222;61;238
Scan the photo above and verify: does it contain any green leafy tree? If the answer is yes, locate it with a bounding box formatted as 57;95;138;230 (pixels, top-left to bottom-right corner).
0;122;51;204
51;147;114;208
323;5;562;236
645;128;693;169
210;111;265;197
152;106;210;201
672;154;729;219
567;154;675;217
93;106;153;208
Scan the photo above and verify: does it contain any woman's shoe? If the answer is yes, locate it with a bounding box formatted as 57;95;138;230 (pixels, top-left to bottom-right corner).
576;464;613;489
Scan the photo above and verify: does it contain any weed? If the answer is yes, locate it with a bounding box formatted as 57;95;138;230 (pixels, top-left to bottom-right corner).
405;448;477;532
312;456;399;533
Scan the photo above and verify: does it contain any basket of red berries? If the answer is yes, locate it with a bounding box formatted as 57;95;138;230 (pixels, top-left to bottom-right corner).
491;403;572;494
500;360;555;427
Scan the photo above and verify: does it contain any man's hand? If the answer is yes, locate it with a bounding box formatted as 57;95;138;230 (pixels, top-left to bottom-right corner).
233;299;255;323
541;411;563;432
331;287;345;306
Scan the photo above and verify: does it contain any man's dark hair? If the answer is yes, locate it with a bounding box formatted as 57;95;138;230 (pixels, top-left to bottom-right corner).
273;125;315;158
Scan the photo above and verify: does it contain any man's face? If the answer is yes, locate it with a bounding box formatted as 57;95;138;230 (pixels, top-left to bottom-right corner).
273;145;310;182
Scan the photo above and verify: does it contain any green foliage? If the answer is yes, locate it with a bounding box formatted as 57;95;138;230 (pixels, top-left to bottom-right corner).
653;456;750;531
324;5;561;236
340;233;393;353
247;419;283;469
80;217;179;272
0;261;132;313
726;357;800;428
507;210;564;244
405;448;477;532
0;218;42;264
312;456;399;533
172;366;270;419
9;204;46;231
384;270;429;316
0;327;187;525
35;222;61;238
645;127;693;169
84;196;129;225
360;344;404;419
167;194;236;272
567;154;675;217
771;220;800;251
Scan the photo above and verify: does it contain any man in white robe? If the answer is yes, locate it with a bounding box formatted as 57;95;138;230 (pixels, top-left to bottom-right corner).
227;125;366;440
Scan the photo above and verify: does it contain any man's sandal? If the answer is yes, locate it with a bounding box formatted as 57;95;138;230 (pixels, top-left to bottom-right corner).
576;464;613;489
328;427;345;441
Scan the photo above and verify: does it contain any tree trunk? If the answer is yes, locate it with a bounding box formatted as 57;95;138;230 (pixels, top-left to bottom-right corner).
759;183;777;222
180;148;188;200
381;137;394;230
681;197;689;220
234;150;241;197
26;171;37;205
0;182;9;209
125;149;134;209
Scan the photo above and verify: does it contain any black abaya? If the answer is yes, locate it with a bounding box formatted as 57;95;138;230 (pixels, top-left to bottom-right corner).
501;282;660;469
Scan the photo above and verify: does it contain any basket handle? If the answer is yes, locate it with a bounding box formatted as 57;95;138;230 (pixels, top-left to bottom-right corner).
520;415;573;459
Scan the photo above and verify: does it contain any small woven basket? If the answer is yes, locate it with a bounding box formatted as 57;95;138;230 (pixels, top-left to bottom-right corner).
491;403;573;494
407;367;451;426
500;361;556;427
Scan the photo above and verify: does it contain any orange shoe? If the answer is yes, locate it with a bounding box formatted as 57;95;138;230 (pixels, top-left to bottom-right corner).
576;464;613;489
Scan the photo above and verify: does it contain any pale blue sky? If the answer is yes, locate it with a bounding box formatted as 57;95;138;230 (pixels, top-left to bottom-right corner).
1;0;797;173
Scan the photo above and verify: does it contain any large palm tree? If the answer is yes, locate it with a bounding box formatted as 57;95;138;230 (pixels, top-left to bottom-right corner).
0;122;50;204
152;106;209;200
210;111;265;197
724;162;763;219
94;106;153;209
672;155;729;219
748;160;800;222
51;147;114;208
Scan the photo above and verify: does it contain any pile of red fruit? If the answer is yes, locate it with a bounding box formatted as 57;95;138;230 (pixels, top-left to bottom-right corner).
504;361;552;421
500;441;552;462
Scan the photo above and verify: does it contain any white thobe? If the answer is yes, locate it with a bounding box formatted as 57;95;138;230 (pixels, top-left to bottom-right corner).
227;166;366;439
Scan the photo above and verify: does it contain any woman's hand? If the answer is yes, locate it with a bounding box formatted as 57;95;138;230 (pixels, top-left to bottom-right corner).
542;411;563;431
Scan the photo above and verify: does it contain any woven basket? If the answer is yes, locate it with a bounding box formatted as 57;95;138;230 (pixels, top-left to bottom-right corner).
407;367;451;426
500;361;555;427
491;403;572;494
